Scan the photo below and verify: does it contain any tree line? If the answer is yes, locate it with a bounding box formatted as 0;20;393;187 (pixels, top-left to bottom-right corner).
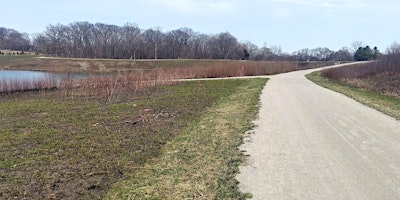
0;22;382;61
0;27;31;51
31;22;249;60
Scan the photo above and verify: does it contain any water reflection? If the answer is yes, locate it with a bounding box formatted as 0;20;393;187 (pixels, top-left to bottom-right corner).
0;70;53;81
0;70;84;93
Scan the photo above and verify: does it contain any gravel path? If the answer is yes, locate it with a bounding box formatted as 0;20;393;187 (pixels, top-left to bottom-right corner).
237;64;400;200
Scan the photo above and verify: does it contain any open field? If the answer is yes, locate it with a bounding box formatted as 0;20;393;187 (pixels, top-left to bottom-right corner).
0;55;335;77
0;56;335;199
0;75;267;199
320;56;400;98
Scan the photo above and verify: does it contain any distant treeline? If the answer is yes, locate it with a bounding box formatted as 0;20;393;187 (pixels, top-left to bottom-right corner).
0;27;31;51
0;22;388;61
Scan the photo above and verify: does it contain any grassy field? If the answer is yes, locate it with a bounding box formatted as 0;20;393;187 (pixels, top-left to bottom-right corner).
105;78;267;199
0;55;334;199
306;71;400;120
0;55;334;77
0;78;267;199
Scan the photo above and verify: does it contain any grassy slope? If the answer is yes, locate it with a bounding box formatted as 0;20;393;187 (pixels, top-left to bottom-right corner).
0;56;244;72
105;78;267;199
0;55;333;76
0;78;267;199
0;55;201;70
306;71;400;120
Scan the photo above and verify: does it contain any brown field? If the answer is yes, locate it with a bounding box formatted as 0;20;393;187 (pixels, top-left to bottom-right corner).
321;56;400;98
0;55;334;74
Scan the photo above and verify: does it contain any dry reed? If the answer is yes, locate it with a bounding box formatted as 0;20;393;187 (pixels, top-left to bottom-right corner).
321;54;400;97
1;61;332;100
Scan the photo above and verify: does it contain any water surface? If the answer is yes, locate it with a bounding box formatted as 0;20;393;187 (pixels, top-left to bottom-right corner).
0;70;53;81
0;70;58;92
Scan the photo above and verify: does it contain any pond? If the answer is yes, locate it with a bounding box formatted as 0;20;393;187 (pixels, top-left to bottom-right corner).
0;70;87;93
0;70;57;92
0;70;54;81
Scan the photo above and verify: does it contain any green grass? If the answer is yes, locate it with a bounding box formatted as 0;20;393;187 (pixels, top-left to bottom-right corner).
104;78;267;200
306;71;400;120
0;54;37;61
0;54;39;70
0;78;267;199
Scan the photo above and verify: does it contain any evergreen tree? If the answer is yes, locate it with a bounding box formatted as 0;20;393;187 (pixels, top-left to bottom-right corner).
243;49;250;60
372;47;380;60
354;47;364;61
354;46;379;61
364;46;373;60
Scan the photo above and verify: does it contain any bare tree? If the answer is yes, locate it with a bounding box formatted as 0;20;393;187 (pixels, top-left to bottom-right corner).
44;24;68;56
122;23;141;59
351;41;364;54
69;22;95;58
0;27;31;51
189;33;209;59
166;28;193;59
142;27;162;59
294;48;311;61
331;47;353;61
386;42;400;55
310;47;334;61
26;21;368;61
92;23;119;58
208;32;239;59
242;41;258;60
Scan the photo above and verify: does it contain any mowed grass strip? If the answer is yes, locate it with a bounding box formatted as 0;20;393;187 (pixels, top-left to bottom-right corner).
105;78;267;199
306;71;400;119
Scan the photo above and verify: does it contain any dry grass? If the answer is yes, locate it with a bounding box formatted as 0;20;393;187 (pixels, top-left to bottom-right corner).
0;56;332;74
58;71;177;102
0;57;331;199
1;79;261;199
1;58;332;97
105;79;267;199
161;61;331;79
321;54;400;98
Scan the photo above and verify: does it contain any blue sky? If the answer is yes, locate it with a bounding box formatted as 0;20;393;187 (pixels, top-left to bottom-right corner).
2;0;399;53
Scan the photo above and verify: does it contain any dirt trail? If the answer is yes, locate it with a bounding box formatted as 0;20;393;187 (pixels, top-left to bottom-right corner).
237;64;400;199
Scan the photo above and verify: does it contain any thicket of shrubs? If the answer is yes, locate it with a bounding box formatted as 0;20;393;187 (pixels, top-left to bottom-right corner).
322;52;399;80
321;43;400;97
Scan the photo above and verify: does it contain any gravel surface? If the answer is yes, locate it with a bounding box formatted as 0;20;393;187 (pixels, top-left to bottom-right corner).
237;64;400;200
